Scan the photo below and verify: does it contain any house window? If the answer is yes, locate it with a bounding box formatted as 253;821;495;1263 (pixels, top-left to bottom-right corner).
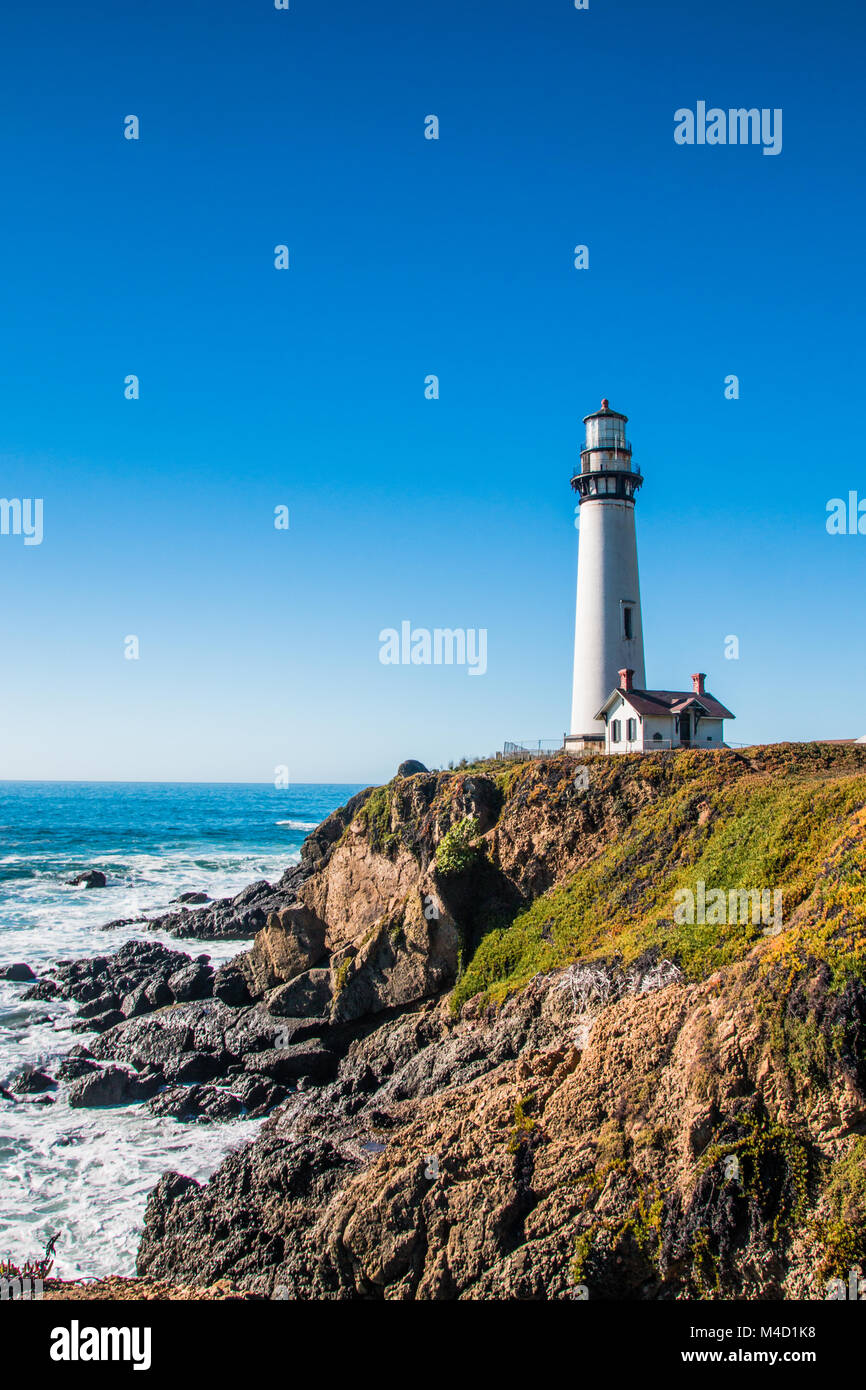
653;732;662;741
626;718;637;741
623;605;633;640
611;720;621;743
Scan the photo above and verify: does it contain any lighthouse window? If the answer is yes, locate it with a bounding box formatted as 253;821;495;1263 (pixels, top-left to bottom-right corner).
627;718;637;741
611;720;621;743
623;605;634;640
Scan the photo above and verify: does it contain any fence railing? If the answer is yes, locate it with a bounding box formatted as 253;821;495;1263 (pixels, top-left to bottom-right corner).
502;740;563;758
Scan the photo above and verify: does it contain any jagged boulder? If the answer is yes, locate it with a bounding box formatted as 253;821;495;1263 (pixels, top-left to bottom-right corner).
0;962;36;982
67;1064;161;1108
68;869;107;888
266;968;331;1019
12;1066;55;1094
242;904;327;995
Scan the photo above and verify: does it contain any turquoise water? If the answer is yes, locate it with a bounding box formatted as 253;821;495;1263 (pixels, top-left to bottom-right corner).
0;781;361;1280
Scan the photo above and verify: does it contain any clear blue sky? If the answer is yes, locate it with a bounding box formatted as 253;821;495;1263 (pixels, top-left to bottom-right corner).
0;0;863;783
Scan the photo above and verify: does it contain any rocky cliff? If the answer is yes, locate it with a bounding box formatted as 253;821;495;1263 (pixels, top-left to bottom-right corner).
126;745;866;1297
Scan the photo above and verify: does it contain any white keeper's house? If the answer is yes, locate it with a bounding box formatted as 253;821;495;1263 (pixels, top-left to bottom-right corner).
563;398;736;756
594;668;735;754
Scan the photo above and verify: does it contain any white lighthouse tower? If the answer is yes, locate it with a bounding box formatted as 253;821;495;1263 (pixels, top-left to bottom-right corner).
567;399;646;747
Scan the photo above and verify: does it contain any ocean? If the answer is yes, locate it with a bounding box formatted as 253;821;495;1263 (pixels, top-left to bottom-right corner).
0;780;361;1280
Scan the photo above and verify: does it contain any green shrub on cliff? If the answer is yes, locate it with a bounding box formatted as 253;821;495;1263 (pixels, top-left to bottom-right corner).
435;816;484;876
813;1137;866;1278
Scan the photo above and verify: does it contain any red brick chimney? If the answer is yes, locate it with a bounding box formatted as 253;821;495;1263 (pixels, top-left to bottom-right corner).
619;668;634;691
692;672;706;696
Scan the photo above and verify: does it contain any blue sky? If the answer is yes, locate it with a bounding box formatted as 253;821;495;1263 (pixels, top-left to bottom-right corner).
0;0;863;783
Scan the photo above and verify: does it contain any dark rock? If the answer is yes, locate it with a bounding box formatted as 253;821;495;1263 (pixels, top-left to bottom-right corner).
22;979;59;1000
100;917;148;931
56;1056;99;1081
167;962;213;1002
300;789;375;870
89;1000;235;1070
147;1085;243;1123
137;1135;359;1288
172;892;210;905
68;870;107;888
397;760;428;777
120;979;173;1018
230;1073;289;1118
163;1052;224;1085
12;1066;55;1094
73;1009;125;1034
142;878;303;943
0;962;37;982
212;964;252;1007
266;968;331;1019
77;992;121;1020
67;1064;156;1108
244;1043;337;1084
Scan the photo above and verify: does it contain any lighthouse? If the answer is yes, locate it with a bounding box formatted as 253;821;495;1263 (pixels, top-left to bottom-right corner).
567;399;646;746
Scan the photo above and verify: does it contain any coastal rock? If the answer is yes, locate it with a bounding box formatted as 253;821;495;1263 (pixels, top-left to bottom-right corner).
67;1064;160;1107
22;978;59;1000
68;870;107;888
230;1073;289;1118
77;991;121;1020
212;964;252;1007
397;760;428;777
329;893;460;1024
139;876;310;942
12;1066;55;1094
298;789;375;872
167;962;214;1002
120;979;173;1018
266;968;331;1019
28;940;216;1029
243;1042;337;1084
147;1085;244;1123
72;1008;125;1034
0;962;37;982
134;749;866;1298
172;892;210;905
242;905;327;995
56;1055;99;1081
163;1052;225;1086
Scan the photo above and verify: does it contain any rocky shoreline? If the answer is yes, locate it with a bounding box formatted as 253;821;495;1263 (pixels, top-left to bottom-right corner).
5;746;866;1299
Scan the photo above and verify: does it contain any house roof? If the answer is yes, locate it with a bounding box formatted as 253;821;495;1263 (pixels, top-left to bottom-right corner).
594;687;736;722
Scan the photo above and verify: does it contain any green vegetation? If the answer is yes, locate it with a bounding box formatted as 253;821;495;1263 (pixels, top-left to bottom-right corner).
333;957;352;995
452;749;866;1012
507;1093;537;1153
435;815;485;877
813;1137;866;1278
698;1111;810;1245
356;781;399;854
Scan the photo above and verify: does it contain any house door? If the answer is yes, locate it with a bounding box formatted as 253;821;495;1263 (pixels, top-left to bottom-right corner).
679;714;691;746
